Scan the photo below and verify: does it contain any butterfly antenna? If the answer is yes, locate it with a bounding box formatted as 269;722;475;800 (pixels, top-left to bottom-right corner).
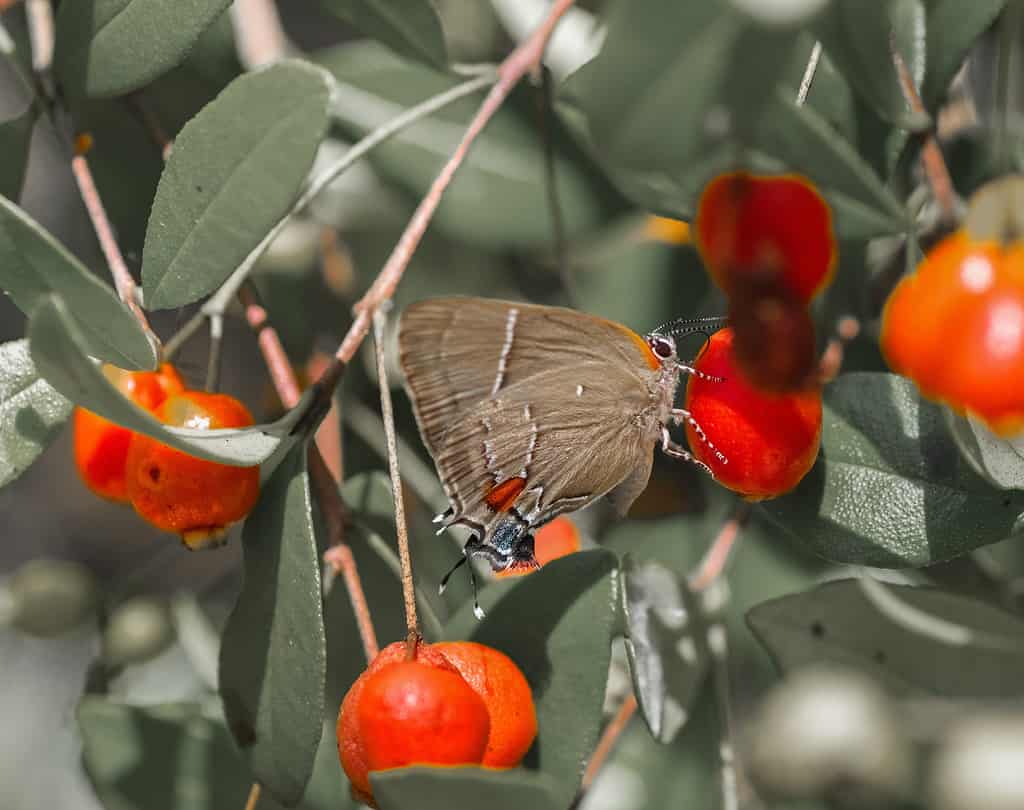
438;555;466;595
654;315;729;340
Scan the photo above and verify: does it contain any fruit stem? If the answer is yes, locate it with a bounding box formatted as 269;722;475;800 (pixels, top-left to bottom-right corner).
372;309;419;650
243;781;261;810
890;34;960;226
240;283;379;663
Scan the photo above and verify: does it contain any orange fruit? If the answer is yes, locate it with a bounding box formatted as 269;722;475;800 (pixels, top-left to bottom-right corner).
881;217;1024;435
685;328;822;500
337;641;489;807
124;391;260;547
433;641;537;768
696;171;837;304
73;363;185;501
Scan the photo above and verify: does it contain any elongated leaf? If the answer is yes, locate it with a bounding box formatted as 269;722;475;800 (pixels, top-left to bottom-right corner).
621;557;710;744
319;0;447;68
747;579;1024;696
28;294;299;466
372;766;558;810
812;0;924;127
443;550;618;809
571;0;796;172
947;411;1024;490
220;445;326;806
314;42;609;248
142;60;331;309
54;0;233;98
760;373;1024;567
0;340;72;488
921;0;1007;110
0;196;156;370
0;103;35;201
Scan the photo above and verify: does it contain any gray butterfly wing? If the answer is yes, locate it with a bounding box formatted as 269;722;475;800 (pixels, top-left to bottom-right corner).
397;297;663;462
433;365;658;537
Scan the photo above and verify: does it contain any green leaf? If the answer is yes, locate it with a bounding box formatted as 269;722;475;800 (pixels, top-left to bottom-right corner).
0;339;72;489
754;88;909;238
319;0;447;68
142;60;332;309
760;373;1024;567
0;196;157;371
621;557;710;744
313;42;609;248
53;0;233;98
811;0;924;127
0;103;35;201
443;550;619;809
747;579;1024;696
28;294;301;466
372;766;558;810
921;0;1007;111
219;444;326;806
946;411;1024;490
571;0;797;172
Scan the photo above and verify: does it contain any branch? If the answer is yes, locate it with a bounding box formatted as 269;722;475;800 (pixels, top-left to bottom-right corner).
372;308;419;654
331;0;579;366
580;693;638;791
891;37;959;225
238;284;378;663
688;503;751;592
230;0;291;70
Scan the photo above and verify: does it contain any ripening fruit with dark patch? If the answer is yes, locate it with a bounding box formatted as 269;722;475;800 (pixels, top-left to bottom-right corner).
432;641;537;768
727;281;819;393
685;328;822;500
696;171;837;304
73;363;185;501
881;176;1024;435
337;641;490;807
124;391;260;548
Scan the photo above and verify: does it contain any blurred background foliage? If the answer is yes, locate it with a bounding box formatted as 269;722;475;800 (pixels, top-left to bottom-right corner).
2;1;1024;809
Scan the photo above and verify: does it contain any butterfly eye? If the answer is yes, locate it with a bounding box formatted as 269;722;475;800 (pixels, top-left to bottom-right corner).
650;335;675;359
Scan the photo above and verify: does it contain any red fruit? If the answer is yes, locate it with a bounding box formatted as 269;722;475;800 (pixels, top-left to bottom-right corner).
432;641;538;768
685;328;822;500
124;391;260;547
495;516;582;579
881;178;1024;435
696;171;837;304
73;363;185;501
337;641;489;806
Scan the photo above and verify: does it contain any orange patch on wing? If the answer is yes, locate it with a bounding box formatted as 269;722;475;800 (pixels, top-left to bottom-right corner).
608;322;660;371
485;476;527;512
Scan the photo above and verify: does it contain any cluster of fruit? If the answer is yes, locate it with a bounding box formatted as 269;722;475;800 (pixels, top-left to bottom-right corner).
73;363;260;548
338;639;537;807
684;171;833;500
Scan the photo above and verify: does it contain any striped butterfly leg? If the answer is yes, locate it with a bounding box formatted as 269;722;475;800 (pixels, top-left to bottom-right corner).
439;538;486;620
677;362;726;383
670;408;728;466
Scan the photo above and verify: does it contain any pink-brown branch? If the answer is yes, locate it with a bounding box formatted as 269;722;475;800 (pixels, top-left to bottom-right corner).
332;0;577;366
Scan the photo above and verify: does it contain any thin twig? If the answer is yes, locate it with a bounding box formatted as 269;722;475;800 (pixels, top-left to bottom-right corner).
796;41;822;107
372;308;419;654
230;0;290;69
709;624;739;810
332;0;579;367
125;93;173;160
204;314;223;392
689;503;752;592
818;315;861;384
70;154;155;339
306;351;344;483
243;782;261;810
24;0;53;78
580;693;638;791
239;284;378;663
891;37;959;225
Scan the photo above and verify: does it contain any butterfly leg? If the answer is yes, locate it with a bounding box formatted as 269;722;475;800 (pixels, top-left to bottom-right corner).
670;409;728;465
661;426;716;477
438;537;489;620
676;362;725;383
